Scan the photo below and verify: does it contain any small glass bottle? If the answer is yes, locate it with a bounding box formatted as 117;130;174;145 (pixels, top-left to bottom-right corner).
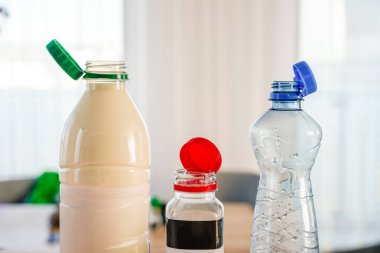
166;170;224;253
166;138;224;253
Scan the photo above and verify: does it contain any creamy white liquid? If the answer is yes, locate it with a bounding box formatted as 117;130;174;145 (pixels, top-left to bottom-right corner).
60;82;150;253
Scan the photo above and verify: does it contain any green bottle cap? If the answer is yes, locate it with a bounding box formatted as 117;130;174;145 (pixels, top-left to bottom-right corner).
46;39;128;81
46;39;84;80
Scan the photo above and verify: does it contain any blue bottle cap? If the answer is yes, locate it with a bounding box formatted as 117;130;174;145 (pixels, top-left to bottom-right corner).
293;61;317;97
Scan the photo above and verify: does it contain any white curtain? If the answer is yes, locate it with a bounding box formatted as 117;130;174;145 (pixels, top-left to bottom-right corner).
123;0;299;200
299;0;380;251
0;0;124;179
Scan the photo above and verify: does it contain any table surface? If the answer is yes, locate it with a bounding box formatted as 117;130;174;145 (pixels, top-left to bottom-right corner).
1;203;380;252
0;203;252;253
150;203;253;253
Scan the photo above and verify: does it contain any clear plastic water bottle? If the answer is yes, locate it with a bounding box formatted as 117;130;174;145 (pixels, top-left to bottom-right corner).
250;62;322;252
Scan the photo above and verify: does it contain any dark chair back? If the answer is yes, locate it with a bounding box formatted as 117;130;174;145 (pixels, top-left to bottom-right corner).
0;178;34;203
216;172;260;206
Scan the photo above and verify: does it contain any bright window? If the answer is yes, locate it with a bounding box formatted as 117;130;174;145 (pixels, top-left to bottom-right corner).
300;0;380;250
0;0;124;179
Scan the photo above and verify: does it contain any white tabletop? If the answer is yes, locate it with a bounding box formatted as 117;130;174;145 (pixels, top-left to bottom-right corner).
0;204;58;253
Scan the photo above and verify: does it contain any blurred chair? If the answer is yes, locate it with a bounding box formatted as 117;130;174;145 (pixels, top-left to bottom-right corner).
0;178;34;203
216;172;260;206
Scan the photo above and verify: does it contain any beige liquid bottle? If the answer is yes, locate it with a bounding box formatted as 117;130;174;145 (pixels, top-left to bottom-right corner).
46;40;150;253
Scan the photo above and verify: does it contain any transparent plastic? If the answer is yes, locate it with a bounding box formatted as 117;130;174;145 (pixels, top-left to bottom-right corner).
59;61;150;253
166;170;224;253
250;98;322;253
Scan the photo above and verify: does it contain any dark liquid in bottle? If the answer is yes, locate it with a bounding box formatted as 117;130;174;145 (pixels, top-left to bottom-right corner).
166;218;223;250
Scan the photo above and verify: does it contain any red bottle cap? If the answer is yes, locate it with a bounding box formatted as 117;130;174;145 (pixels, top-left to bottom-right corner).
180;137;222;174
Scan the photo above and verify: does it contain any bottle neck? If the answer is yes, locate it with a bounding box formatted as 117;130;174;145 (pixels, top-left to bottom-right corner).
175;191;216;200
86;80;126;91
84;61;127;91
270;81;303;110
271;100;302;110
173;169;218;192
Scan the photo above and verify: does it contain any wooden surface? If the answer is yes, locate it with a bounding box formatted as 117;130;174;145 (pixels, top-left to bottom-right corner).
150;203;253;253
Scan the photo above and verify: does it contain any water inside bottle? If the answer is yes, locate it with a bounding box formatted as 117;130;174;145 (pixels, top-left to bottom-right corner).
251;111;321;252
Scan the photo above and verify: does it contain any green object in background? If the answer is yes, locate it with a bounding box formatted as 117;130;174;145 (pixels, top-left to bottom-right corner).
24;171;59;204
150;196;166;229
151;196;163;209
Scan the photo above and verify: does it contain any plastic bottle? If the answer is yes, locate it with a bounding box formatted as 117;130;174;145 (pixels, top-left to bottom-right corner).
250;61;322;252
46;40;150;253
166;138;224;253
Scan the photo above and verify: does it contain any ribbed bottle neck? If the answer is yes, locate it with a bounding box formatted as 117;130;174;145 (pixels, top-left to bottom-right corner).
173;169;217;192
84;61;127;90
85;61;126;74
84;61;128;89
269;81;303;110
271;100;302;110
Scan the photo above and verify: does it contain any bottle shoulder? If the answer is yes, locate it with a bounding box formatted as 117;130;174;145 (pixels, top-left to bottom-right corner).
251;109;322;136
250;108;322;172
60;89;151;168
68;90;147;127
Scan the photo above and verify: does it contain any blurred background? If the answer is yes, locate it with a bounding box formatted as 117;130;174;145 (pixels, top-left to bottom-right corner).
0;0;379;252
